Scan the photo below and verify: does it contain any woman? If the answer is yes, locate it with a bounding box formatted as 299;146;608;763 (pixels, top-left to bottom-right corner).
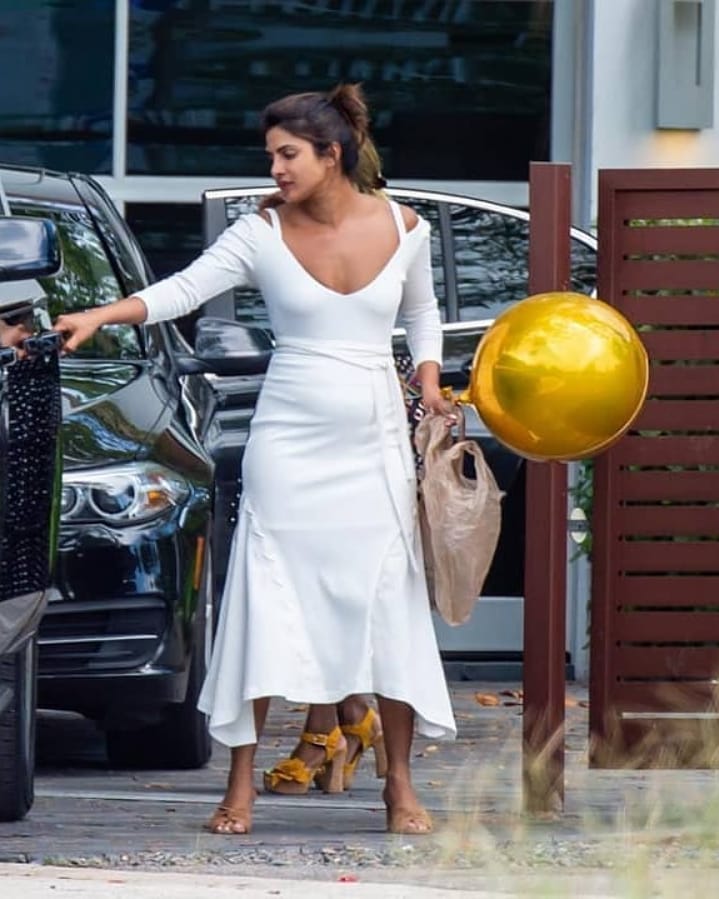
54;83;457;836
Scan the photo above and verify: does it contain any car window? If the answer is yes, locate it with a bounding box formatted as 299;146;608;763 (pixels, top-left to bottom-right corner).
450;204;597;321
9;203;142;359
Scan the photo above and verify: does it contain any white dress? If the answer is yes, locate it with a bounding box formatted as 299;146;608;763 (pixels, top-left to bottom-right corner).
135;201;456;747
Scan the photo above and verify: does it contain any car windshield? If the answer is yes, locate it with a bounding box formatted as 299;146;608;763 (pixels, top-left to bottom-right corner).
8;202;142;359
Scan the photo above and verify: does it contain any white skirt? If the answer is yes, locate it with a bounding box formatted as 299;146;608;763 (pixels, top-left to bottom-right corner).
198;338;456;747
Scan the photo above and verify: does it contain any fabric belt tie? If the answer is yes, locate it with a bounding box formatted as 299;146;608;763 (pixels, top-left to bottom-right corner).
275;338;419;571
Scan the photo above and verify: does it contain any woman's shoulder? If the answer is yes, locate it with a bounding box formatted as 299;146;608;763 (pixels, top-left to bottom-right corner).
391;201;429;239
223;210;273;244
397;202;419;233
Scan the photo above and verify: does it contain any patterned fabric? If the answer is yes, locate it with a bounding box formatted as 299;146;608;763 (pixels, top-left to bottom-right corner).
394;352;426;475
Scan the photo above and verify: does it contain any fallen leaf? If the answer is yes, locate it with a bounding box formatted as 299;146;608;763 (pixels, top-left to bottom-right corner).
475;692;500;706
415;744;439;758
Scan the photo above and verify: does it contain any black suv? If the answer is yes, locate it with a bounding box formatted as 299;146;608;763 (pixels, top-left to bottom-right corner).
0;166;258;773
0;213;63;821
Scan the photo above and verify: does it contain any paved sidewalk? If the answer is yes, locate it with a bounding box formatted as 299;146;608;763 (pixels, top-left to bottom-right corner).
2;681;719;897
0;862;628;898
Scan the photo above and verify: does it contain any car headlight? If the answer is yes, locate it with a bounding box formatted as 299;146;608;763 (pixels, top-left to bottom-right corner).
61;463;190;525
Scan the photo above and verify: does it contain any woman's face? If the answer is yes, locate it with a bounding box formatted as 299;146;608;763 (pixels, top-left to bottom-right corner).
265;126;336;202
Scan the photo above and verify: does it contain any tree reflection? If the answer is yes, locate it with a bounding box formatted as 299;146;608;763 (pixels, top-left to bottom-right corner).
10;204;141;360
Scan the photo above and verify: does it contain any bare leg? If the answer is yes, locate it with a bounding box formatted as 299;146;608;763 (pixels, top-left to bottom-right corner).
376;695;432;834
337;694;371;725
209;697;270;834
282;702;339;771
263;701;347;794
337;694;372;763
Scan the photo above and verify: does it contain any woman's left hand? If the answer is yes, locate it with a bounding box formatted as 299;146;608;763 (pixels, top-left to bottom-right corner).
422;385;458;425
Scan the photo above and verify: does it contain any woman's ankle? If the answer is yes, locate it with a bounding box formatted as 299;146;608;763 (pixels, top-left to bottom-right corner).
304;703;339;734
383;772;420;808
337;695;370;726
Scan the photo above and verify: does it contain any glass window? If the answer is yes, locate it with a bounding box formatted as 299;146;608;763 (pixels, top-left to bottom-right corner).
128;0;553;180
450;204;597;322
9;203;141;360
0;1;114;172
125;202;203;280
126;201;204;343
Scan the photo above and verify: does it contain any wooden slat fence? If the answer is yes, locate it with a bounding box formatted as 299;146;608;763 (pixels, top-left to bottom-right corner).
591;169;719;767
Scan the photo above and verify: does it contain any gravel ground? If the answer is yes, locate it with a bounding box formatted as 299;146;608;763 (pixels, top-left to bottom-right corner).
7;824;719;887
5;682;719;894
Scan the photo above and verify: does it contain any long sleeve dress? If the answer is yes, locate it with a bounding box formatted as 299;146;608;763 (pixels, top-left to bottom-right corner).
134;200;456;748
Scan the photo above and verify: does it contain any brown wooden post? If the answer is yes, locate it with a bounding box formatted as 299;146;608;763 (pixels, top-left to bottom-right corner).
522;162;572;813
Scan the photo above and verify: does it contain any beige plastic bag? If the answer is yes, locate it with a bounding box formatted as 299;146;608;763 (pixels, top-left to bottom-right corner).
415;408;504;626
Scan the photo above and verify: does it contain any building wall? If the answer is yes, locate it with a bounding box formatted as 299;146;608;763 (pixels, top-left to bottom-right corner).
588;0;719;223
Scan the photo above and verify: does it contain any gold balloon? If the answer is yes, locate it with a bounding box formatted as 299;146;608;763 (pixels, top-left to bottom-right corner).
460;292;649;461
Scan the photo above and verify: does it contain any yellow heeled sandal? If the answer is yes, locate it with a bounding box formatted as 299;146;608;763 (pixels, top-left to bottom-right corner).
263;725;347;795
341;707;388;790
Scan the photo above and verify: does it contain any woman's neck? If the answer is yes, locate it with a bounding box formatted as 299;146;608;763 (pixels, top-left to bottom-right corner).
294;178;366;228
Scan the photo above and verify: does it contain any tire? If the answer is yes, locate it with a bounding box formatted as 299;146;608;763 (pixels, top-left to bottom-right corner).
106;547;213;770
0;637;37;822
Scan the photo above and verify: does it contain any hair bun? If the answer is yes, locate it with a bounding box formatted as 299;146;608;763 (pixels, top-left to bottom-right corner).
326;83;370;143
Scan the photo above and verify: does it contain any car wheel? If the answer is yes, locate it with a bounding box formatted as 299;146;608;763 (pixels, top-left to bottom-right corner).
0;637;37;822
106;545;213;770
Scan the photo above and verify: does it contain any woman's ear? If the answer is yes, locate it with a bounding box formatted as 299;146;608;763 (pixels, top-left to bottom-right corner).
327;142;342;168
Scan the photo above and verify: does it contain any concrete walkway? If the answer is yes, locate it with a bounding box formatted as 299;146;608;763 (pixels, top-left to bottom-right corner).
2;681;719;897
0;862;627;898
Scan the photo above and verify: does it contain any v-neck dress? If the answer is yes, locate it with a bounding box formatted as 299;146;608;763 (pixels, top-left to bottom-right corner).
134;201;456;747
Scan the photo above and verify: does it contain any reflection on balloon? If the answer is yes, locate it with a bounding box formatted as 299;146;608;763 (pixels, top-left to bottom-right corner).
460;292;649;461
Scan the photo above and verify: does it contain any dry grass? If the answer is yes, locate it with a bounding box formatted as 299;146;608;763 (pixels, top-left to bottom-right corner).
421;685;719;897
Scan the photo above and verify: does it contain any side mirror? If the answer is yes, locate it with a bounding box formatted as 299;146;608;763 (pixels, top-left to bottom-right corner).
0;217;62;282
174;317;273;376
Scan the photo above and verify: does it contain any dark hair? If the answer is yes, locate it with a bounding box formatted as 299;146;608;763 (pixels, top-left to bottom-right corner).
261;83;384;189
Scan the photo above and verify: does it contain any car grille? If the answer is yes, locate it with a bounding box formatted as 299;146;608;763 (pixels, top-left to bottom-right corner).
0;350;62;601
37;598;167;674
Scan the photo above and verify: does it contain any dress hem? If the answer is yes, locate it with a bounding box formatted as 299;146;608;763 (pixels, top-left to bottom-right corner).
198;683;456;748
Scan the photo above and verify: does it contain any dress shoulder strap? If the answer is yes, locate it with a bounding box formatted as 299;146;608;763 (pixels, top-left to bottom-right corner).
388;200;406;240
265;206;282;235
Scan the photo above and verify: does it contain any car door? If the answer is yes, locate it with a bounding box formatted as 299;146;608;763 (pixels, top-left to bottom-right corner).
196;186;597;666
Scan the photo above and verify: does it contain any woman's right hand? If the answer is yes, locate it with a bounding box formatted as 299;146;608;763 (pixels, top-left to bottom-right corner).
53;309;104;354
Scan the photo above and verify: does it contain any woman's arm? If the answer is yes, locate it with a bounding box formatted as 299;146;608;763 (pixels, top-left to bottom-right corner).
54;296;147;353
53;215;259;353
397;221;455;419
